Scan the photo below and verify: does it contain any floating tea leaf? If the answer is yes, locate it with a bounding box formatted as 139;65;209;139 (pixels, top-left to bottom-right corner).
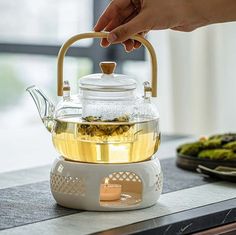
78;115;133;137
54;120;68;134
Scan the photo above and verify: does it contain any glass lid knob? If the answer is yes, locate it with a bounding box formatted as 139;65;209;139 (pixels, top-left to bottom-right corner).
99;61;116;75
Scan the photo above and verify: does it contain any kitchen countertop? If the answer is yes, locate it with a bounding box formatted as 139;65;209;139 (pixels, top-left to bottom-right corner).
0;135;235;235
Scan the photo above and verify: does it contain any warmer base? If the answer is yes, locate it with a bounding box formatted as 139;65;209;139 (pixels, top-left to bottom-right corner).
50;156;163;211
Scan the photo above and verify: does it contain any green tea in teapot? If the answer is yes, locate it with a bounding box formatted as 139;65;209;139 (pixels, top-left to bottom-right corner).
52;115;160;163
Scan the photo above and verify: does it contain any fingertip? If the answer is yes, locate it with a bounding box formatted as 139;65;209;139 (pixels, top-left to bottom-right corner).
100;38;110;48
123;45;132;53
122;43;127;52
123;40;134;52
134;41;141;49
100;44;109;48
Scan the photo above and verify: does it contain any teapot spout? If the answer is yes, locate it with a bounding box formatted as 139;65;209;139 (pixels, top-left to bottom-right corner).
26;85;55;132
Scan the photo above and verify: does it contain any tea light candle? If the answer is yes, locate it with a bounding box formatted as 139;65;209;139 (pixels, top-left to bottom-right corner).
100;178;122;201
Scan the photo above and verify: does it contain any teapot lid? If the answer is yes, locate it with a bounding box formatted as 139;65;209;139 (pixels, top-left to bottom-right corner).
79;61;136;92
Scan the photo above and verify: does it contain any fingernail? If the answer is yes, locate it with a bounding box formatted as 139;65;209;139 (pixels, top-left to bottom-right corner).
125;47;134;53
125;49;133;53
101;44;109;48
127;49;134;53
107;33;117;43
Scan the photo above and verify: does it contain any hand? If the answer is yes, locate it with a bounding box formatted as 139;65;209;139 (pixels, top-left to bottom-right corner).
94;0;148;52
94;0;209;51
94;0;236;51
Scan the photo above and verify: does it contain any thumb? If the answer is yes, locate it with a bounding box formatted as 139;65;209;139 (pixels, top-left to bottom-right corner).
107;12;148;43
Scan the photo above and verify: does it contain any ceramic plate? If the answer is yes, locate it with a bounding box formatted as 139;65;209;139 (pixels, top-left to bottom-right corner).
176;153;236;171
197;165;236;182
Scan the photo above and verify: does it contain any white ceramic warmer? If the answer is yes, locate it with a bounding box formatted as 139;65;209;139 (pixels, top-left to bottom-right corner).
50;155;163;211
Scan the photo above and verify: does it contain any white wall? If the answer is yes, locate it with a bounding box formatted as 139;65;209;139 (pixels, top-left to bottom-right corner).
149;22;236;136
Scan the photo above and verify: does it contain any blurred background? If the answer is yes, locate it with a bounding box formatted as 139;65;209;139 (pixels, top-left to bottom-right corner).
0;0;236;172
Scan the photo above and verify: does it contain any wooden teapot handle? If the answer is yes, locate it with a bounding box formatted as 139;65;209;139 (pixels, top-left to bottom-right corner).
57;31;158;97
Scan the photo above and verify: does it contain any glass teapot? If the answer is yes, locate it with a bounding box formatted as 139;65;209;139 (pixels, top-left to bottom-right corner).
27;32;160;164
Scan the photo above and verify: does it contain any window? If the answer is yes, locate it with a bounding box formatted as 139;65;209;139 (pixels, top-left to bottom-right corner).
0;0;145;172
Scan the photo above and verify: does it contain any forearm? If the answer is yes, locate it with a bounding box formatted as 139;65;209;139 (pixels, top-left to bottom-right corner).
94;0;236;49
192;0;236;24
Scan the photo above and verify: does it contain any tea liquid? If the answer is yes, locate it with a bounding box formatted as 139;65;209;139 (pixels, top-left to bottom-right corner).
52;117;160;163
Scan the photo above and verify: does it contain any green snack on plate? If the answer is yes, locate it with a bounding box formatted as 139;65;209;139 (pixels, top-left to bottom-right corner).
198;149;236;160
208;134;224;140
223;141;236;152
209;133;236;144
178;142;203;156
203;139;222;149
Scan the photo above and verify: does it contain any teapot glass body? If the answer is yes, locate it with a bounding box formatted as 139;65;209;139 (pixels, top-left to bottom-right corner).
51;96;160;163
27;61;160;163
